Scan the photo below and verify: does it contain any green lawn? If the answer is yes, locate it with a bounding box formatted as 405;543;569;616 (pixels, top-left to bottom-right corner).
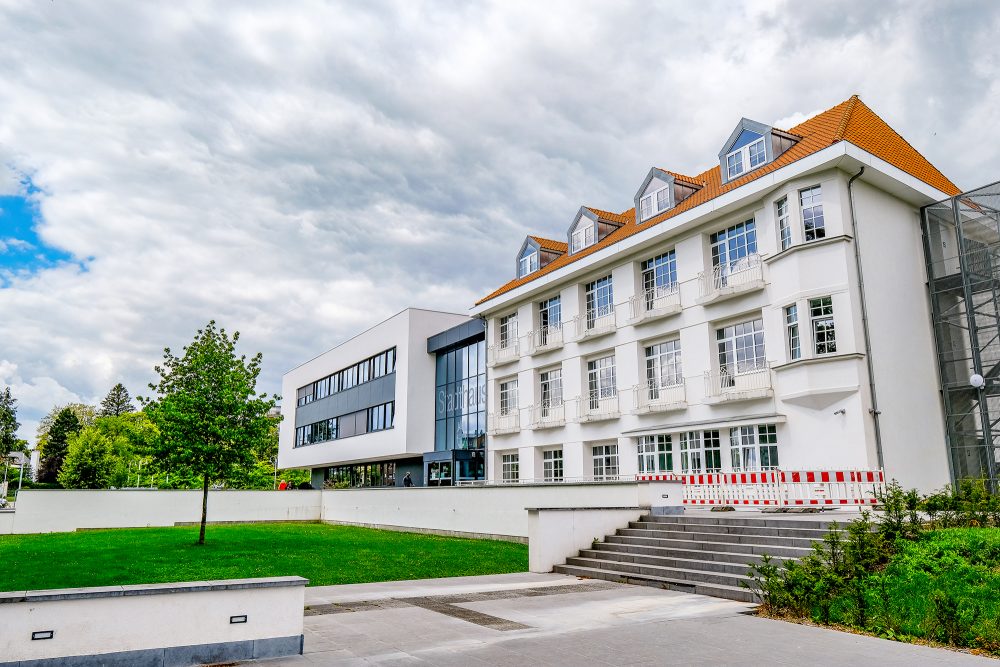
0;522;528;592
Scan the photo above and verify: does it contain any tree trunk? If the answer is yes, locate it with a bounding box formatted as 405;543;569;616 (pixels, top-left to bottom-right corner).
198;473;209;545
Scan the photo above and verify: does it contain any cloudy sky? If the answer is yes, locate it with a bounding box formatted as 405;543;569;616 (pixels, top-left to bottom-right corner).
2;0;999;444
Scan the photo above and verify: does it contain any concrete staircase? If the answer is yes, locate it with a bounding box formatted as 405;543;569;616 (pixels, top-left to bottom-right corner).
553;513;839;603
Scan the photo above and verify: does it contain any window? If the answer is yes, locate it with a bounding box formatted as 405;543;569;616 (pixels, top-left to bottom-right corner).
640;188;670;221
656;187;670;212
571;222;596;253
296;347;396;406
539;369;563;412
501;453;519;483
710;220;757;280
726;150;743;180
435;339;487;453
543;449;564;482
645;340;682;394
800;185;825;241
730;424;779;471
776;197;791;251
538;296;561;345
717;318;766;381
584;276;614;328
641;251;677;307
679;431;702;473
499;379;518;416
703;430;722;472
638;434;672;474
519;251;539;277
366;402;395;432
748;138;766;168
810;297;836;354
294;417;338;447
587;355;616;409
592;444;619;481
640;195;653;220
725;131;766;179
499;313;518;349
785;304;801;361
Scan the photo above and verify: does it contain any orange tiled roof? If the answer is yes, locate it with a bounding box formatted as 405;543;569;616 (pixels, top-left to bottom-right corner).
529;235;567;253
477;96;960;306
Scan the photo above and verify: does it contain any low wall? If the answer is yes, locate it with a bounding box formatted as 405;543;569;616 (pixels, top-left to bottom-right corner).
5;489;322;535
321;481;683;539
0;510;13;535
527;507;646;572
0;576;306;666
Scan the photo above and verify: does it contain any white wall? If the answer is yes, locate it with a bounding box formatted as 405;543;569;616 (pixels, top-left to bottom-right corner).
528;508;645;572
0;578;305;663
0;510;13;535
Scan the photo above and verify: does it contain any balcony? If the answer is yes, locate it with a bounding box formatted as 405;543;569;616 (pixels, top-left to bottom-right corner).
573;307;616;341
628;284;681;323
703;364;773;403
698;253;765;304
488;410;520;435
576;391;620;423
632;380;687;414
527;325;564;355
487;340;519;367
529;401;566;429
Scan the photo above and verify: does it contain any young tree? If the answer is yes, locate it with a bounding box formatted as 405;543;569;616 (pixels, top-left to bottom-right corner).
37;408;82;483
58;429;117;489
36;403;97;454
140;321;277;545
99;383;135;417
0;387;20;455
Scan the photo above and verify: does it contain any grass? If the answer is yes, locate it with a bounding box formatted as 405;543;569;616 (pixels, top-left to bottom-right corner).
0;522;528;591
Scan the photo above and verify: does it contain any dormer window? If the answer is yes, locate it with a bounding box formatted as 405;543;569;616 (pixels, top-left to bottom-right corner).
515;236;566;278
634;168;701;225
571;224;595;252
719;119;799;185
518;251;539;277
725;130;766;180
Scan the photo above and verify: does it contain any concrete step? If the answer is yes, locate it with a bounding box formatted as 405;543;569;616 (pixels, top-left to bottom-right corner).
605;534;813;558
591;541;800;565
554;563;757;603
617;527;821;548
639;514;844;530
564;556;752;588
577;549;760;576
629;521;834;539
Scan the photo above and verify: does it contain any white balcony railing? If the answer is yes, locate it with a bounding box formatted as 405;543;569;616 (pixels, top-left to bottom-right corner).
703;364;772;402
628;284;681;322
486;340;519;367
576;391;620;422
573;307;616;340
488;410;520;435
698;253;764;300
528;325;564;354
530;401;566;429
632;380;686;414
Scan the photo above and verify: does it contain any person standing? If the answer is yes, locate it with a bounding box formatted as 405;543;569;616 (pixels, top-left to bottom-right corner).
403;472;414;487
278;479;288;491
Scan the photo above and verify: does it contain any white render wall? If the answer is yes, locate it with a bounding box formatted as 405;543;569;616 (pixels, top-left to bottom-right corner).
478;159;953;493
278;308;470;470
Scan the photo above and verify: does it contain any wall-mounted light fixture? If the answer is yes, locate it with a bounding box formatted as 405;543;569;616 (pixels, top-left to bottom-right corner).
230;615;248;624
971;373;986;389
32;631;54;641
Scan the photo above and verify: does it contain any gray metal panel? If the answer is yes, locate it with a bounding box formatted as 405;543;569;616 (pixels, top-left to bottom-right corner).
295;373;395;427
426;319;485;353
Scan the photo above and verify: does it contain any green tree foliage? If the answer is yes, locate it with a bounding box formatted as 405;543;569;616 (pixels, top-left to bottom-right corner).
140;321;277;544
36;403;97;455
57;413;160;489
99;383;135;417
58;429;116;489
226;419;310;490
1;387;21;455
37;408;82;483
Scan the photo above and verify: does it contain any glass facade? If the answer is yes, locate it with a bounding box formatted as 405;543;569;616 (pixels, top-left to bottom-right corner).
324;462;397;488
435;338;487;452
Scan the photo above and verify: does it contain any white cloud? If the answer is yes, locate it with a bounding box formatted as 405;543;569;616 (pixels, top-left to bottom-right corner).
0;0;998;446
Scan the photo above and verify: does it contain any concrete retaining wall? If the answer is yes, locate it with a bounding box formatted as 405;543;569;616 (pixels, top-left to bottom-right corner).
0;510;13;535
0;577;306;666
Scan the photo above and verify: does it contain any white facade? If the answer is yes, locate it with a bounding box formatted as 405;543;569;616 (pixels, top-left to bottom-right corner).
277;308;470;472
473;146;955;493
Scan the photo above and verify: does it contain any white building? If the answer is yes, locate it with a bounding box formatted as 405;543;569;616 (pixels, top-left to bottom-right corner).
472;96;963;494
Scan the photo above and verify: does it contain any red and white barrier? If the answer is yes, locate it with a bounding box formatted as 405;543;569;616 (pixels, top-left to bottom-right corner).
636;470;885;507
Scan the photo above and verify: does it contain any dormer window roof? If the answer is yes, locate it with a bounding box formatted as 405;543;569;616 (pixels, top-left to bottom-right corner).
566;207;624;254
633;168;703;225
515;236;566;278
718;118;799;184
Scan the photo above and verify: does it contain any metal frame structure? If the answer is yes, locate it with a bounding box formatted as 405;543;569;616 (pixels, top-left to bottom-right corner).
922;180;1000;488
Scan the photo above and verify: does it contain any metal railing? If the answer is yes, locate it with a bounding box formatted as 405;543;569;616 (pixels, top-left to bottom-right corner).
573;307;616;339
487;410;520;435
699;253;763;298
486;340;519;366
576;391;620;421
530;401;566;429
529;325;564;353
704;364;771;398
628;284;681;320
632;380;686;413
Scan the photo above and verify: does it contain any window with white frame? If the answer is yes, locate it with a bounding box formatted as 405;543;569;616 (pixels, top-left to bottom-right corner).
785;304;801;361
776;197;791;251
641;250;677;308
645;340;682;395
729;424;779;471
592;444;619;481
639;187;671;221
584;276;614;328
656;187;670;212
640;194;653;221
703;430;722;472
725;131;767;180
717;318;766;382
587;355;616;410
499;312;518;349
539;368;563;412
571;221;596;253
537;296;561;345
637;434;672;474
543;449;564;482
499;379;518;416
810;297;836;354
518;251;539;277
679;431;702;473
710;220;757;277
800;185;825;241
501;453;519;483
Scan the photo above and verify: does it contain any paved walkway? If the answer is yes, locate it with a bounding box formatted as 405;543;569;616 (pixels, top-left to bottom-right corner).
259;573;992;666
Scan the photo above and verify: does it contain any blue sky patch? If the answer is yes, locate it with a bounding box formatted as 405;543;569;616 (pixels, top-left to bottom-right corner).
0;181;74;283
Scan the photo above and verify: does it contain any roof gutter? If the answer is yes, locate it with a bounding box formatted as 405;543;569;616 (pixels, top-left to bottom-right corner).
847;166;884;469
